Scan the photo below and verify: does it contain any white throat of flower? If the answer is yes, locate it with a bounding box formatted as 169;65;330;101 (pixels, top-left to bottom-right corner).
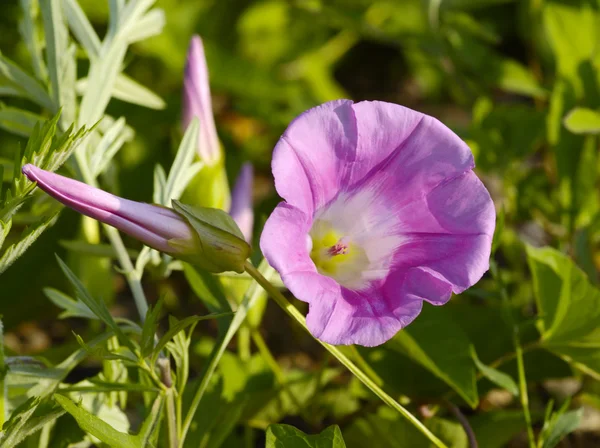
308;189;403;290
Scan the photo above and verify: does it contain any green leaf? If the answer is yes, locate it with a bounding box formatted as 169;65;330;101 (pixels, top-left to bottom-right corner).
151;312;232;364
563;107;600;134
542;408;583;448
126;9;165;43
180;259;272;441
344;406;460;448
162;118;200;206
184;262;232;322
543;0;600;97
90;116;134;176
266;424;346;448
0;397;66;448
471;347;519;396
387;304;478;407
469;410;539;448
0;53;53;110
172;201;251;273
0;209;60;275
63;0;102;57
526;245;600;377
112;74;166;109
53;394;138;448
41;0;76;127
77;0;158;126
495;58;547;99
55;256;135;353
19;0;48;82
0;106;44;137
43;287;96;319
140;299;163;357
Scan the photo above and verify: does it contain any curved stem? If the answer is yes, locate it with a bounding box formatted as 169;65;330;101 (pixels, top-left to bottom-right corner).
244;261;448;448
443;400;478;448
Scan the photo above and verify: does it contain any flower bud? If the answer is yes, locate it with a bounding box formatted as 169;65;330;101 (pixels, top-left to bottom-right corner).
22;164;250;272
183;35;221;165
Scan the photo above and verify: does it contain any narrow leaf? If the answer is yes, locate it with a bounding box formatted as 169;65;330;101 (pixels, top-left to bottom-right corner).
471;347;518;396
54;394;138;448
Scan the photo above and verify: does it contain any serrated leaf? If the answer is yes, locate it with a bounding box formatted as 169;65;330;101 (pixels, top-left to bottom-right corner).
563;107;600;134
471;347;518;396
0;209;60;275
0;397;66;448
266;424;346;448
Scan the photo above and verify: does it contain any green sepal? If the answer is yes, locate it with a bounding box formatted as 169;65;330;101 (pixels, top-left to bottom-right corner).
171;200;251;273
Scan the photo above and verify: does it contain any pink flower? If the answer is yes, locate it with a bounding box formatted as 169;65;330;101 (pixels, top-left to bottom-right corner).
183;35;220;165
260;100;495;347
22;164;197;255
229;162;254;243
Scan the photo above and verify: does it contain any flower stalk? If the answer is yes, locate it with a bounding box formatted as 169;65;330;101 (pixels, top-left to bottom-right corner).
243;260;449;448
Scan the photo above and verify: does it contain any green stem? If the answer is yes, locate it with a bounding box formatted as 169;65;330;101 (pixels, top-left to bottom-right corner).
166;388;178;448
180;259;273;445
490;259;536;448
515;330;536;448
348;345;384;387
238;326;251;362
244;261;448;448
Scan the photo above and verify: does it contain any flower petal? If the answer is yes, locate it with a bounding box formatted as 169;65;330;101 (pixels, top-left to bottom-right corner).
259;202;315;277
272;99;356;214
393;171;495;294
297;274;423;346
22;164;192;252
183;35;220;164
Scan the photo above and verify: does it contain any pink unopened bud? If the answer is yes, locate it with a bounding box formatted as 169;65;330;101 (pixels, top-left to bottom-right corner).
229;163;254;243
182;35;220;165
22;164;197;255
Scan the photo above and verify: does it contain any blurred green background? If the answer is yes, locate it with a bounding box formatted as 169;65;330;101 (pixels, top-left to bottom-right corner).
1;0;600;445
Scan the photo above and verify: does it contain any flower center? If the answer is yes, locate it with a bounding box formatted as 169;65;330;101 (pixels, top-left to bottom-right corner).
309;220;370;289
